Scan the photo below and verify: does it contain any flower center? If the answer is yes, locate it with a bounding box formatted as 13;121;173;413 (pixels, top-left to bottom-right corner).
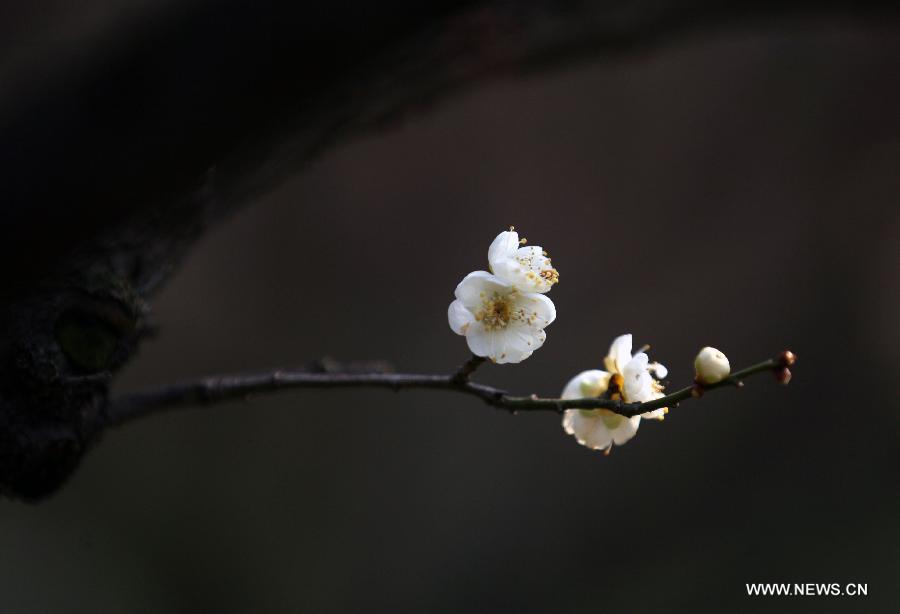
476;294;514;331
608;373;625;399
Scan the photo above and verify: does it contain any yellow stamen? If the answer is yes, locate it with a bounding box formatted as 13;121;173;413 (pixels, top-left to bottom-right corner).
540;268;559;285
475;292;523;331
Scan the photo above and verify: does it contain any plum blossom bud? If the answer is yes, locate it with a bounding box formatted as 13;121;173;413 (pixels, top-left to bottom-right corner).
774;367;792;385
778;350;797;367
694;346;730;385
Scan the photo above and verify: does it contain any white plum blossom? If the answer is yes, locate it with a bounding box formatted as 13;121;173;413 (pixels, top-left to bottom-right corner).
602;333;669;420
694;346;730;384
561;333;669;452
448;271;555;364
561;370;641;452
487;229;559;293
448;228;559;364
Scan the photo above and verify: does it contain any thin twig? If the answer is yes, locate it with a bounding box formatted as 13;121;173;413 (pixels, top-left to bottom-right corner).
106;352;794;428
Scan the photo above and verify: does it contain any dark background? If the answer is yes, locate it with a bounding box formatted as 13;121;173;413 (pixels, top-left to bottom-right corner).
1;7;899;614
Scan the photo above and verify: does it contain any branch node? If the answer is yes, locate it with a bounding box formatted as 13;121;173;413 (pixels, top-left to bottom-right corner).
452;355;487;385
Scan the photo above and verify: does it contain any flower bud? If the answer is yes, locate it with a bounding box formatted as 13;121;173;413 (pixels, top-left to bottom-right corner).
694;346;731;385
778;350;797;367
774;367;792;385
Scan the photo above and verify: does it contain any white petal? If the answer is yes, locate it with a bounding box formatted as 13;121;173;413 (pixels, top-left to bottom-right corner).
520;246;559;293
604;333;633;374
491;243;559;293
582;420;615;449
488;230;519;267
641;389;668;420
464;322;531;364
562;410;613;451
648;362;668;379
623;352;653;403
495;347;532;364
515;245;547;262
501;327;540;362
611;415;642;445
624;352;648;373
562;410;579;434
453;271;510;310
492;327;540;363
447;300;475;335
488;329;516;363
516;247;552;289
489;257;528;288
561;370;611;400
464;322;492;358
511;292;556;328
641;408;667;421
500;325;546;354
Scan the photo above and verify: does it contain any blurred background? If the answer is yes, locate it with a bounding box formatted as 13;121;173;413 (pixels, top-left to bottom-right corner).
1;8;899;614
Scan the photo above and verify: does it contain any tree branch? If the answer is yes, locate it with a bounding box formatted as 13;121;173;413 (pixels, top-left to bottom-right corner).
106;352;795;428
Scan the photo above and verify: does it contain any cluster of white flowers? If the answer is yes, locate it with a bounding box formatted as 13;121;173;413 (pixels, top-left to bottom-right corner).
448;228;559;364
448;228;735;455
561;333;669;453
